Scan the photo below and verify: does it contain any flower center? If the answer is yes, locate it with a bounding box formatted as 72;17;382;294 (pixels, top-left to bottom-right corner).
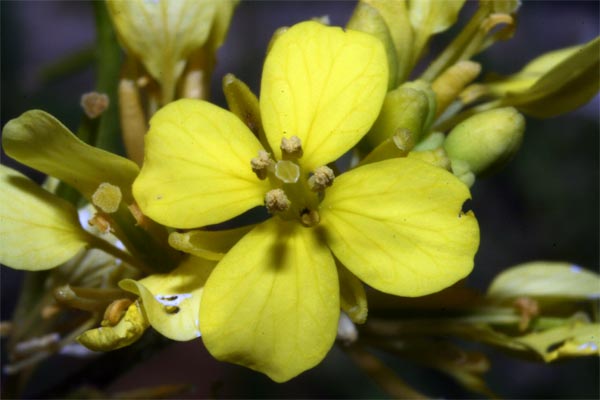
250;136;334;227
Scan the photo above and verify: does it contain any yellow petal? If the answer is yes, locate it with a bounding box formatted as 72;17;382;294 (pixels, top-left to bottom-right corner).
133;99;269;228
106;0;217;103
200;218;339;382
168;225;254;260
120;256;216;341
321;158;479;297
78;302;148;352
338;263;368;324
0;165;90;270
409;0;465;63
260;21;388;171
2;110;139;202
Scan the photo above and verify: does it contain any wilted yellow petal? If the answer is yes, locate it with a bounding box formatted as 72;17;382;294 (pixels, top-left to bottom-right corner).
168;225;254;260
106;0;217;103
133;99;269;228
200;218;339;382
517;323;600;362
338;263;368;324
261;21;388;171
120;256;215;341
322;158;479;297
2;110;139;203
0;165;90;270
77;302;148;351
487;261;600;302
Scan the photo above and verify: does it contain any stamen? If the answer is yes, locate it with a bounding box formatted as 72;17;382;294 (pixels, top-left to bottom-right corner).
300;209;320;227
308;166;335;192
275;160;300;183
102;299;134;327
251;150;273;179
265;189;290;213
280;135;303;160
92;182;122;213
80;92;110;119
88;213;112;233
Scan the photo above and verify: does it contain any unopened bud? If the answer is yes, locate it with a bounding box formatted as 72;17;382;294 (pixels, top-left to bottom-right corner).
432;61;481;117
364;81;436;151
444;107;525;176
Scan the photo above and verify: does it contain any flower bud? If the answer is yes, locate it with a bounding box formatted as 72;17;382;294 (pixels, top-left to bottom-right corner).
364;80;436;150
444;107;525;176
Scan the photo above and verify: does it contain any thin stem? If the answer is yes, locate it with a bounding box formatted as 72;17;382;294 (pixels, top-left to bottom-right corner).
344;345;429;399
87;234;152;274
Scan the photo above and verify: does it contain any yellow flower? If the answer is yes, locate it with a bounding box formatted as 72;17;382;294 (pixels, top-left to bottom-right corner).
132;21;479;381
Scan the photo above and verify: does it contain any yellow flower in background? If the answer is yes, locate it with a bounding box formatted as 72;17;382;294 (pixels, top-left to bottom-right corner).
132;21;479;381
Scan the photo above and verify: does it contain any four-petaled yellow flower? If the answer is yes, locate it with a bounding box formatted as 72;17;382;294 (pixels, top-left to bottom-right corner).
132;21;479;381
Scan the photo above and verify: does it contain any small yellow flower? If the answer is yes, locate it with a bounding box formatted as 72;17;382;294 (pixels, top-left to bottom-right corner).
132;21;479;381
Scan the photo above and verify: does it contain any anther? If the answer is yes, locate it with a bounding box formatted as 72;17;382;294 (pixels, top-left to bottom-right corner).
265;189;290;213
280;135;303;160
102;299;134;327
300;209;320;227
308;166;335;192
251;150;273;180
92;182;122;213
80;92;110;119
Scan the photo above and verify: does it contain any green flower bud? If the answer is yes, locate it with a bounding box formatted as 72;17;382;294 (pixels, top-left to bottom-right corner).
363;80;436;151
444;107;525;176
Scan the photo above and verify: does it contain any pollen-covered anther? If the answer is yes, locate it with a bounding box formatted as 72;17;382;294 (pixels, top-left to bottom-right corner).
308;166;335;192
92;182;122;213
265;189;290;213
280;135;303;160
251;150;274;179
102;298;134;327
80;92;110;119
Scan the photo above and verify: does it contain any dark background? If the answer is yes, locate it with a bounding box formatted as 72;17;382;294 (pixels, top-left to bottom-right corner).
1;1;598;398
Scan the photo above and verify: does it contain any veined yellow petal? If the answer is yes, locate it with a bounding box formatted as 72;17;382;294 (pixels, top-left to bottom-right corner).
200;218;339;382
321;158;479;297
120;256;216;341
168;225;254;260
261;21;388;171
0;165;90;270
107;0;217;103
2;110;139;202
133;99;269;228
